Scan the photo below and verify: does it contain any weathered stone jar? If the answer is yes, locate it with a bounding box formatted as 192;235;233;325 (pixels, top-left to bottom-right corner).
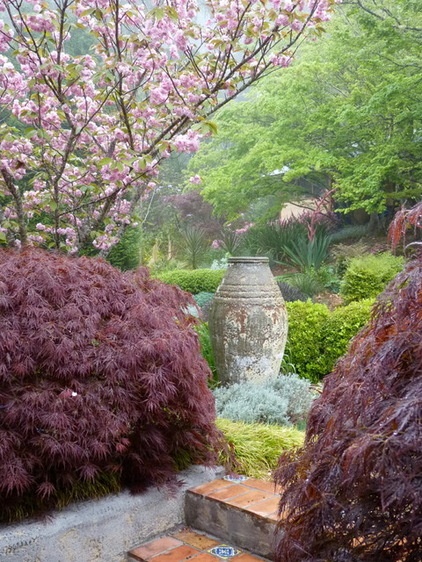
209;257;288;385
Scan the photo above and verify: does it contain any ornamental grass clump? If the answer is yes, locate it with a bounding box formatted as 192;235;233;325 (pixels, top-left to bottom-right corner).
274;253;422;562
0;248;221;522
217;418;304;480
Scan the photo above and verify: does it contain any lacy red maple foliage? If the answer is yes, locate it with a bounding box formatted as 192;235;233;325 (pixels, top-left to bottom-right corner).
0;248;220;517
274;253;422;562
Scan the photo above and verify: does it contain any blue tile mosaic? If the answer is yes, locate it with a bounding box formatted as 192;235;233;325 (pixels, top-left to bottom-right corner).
209;545;241;559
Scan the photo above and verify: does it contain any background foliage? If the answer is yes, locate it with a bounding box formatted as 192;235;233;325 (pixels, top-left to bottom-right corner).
188;0;422;220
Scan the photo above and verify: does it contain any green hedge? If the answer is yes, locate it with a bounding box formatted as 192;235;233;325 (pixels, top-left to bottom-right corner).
155;268;225;294
284;299;374;381
340;252;404;303
283;301;330;381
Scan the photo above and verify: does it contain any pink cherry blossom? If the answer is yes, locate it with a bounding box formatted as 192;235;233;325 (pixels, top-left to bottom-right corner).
0;0;337;252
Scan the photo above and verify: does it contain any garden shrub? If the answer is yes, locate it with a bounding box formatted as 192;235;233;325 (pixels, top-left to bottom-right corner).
155;268;225;294
245;218;308;263
340;251;404;303
193;291;216;321
314;298;374;377
213;374;316;426
283;301;330;381
275;253;422;562
0;248;220;522
193;291;215;308
284;300;373;381
217;418;304;480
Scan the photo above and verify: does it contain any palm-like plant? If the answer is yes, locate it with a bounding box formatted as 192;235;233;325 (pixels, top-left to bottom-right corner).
180;225;209;269
280;228;332;271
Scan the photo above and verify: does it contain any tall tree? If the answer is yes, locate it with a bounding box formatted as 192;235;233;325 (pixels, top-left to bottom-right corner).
188;0;422;219
0;0;337;253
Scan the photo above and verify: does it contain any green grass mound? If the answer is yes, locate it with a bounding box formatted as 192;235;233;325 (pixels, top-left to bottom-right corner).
217;418;305;480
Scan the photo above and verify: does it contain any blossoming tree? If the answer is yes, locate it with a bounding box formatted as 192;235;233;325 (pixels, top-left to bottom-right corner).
0;0;337;253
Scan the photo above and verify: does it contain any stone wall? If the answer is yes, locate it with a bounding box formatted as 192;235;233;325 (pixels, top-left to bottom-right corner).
0;465;224;562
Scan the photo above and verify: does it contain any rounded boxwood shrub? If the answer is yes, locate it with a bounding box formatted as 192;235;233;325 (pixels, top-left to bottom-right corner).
283;301;330;382
155;268;225;294
284;300;374;381
340;252;404;303
0;248;220;521
314;298;374;377
275;253;422;562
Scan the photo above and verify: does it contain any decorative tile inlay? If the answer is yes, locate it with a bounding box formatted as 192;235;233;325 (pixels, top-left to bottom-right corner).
209;545;241;559
223;475;248;483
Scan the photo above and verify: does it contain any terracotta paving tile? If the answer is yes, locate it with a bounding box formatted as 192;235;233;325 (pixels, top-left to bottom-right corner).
206;484;251;501
172;529;220;550
190;554;219;562
190;479;232;496
236;553;267;562
243;479;279;494
245;497;280;520
224;490;272;509
150;544;201;562
130;537;184;561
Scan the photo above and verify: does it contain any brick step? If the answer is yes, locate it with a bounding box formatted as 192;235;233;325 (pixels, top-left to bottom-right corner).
128;527;270;562
184;478;282;560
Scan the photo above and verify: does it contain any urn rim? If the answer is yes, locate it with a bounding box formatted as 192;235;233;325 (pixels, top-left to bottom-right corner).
228;256;269;264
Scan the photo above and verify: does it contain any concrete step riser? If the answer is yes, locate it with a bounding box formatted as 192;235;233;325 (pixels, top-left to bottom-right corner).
185;491;277;560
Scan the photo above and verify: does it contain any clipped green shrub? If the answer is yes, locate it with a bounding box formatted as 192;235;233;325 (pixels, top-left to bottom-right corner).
313;299;374;378
283;301;330;381
217;418;305;480
213;374;316;426
155;268;225;294
284;299;374;381
340;252;404;303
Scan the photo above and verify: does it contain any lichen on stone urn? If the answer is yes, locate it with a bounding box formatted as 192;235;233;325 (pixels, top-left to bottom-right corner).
209;257;288;385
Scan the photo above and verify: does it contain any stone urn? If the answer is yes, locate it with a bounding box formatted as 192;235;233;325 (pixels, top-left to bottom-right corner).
208;257;288;385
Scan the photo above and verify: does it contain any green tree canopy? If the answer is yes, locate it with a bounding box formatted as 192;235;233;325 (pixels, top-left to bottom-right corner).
188;0;422;219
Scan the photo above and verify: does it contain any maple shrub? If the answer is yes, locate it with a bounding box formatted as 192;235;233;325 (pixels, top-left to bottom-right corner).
0;248;221;521
274;252;422;561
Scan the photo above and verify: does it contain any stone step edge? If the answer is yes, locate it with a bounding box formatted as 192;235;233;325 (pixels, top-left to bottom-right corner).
184;491;278;559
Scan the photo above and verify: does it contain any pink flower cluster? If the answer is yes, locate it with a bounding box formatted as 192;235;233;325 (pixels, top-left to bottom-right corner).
0;0;337;252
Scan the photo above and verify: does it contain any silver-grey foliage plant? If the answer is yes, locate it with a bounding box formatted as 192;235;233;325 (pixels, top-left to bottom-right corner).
213;373;316;426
